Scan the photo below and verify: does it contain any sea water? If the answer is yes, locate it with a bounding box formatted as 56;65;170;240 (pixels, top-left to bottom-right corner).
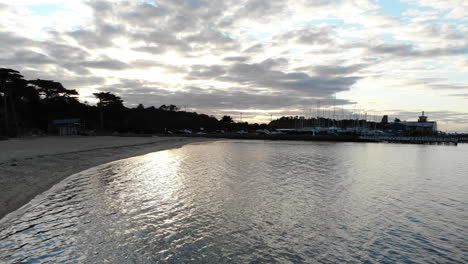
1;140;467;263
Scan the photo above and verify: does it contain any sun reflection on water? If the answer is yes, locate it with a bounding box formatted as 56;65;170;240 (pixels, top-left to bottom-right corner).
0;141;467;263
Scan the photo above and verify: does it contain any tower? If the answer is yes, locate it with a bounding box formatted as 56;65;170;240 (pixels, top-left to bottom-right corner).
418;111;428;123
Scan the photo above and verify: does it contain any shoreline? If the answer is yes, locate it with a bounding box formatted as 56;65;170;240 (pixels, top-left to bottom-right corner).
0;136;214;220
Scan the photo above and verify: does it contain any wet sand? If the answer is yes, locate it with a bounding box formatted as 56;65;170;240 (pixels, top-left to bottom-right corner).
0;136;213;219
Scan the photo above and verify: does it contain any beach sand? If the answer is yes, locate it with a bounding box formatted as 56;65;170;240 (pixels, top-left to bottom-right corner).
0;136;213;219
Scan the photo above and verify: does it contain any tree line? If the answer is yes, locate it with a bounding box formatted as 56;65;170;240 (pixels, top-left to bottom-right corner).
0;68;265;137
268;116;387;130
5;67;383;138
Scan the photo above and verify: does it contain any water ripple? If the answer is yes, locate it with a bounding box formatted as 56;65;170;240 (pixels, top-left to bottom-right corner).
1;141;467;263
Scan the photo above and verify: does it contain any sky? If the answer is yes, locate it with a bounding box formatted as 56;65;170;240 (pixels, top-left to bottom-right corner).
0;0;467;131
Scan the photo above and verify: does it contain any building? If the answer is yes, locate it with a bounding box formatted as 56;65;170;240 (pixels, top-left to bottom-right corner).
385;112;437;136
52;118;81;136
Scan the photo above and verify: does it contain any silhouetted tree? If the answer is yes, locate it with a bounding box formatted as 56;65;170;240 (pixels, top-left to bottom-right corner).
13;79;41;131
1;68;277;137
168;104;178;111
0;68;25;136
27;79;79;132
28;79;78;101
159;104;179;111
93;92;124;129
93;92;123;107
221;115;233;123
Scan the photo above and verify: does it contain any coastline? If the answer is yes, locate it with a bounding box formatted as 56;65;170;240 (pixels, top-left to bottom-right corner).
0;136;214;220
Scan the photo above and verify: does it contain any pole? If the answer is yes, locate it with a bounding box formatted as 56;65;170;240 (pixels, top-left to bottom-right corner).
99;105;104;129
8;84;18;136
1;79;8;136
318;101;321;127
333;94;336;126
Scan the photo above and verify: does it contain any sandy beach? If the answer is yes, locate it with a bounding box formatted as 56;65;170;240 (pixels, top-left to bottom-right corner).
0;136;213;220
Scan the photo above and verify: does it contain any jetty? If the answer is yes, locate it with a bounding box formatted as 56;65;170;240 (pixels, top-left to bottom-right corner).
359;136;459;145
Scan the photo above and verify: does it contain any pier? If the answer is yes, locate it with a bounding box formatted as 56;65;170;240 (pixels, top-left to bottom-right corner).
360;136;459;145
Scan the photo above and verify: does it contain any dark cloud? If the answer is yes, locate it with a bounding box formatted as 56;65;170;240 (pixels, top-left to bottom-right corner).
0;50;55;65
41;42;90;62
67;0;241;54
0;31;37;50
130;30;192;52
42;42;93;74
60;63;91;75
368;43;468;58
133;45;167;54
100;82;353;111
157;0;212;10
259;58;289;69
237;0;286;18
244;44;264;53
185;28;237;46
0;0;465;129
188;65;227;79
19;68;105;89
180;57;359;97
340;40;468;61
53;57;129;73
66;2;128;48
369;43;415;56
418;24;466;40
130;60;186;72
87;0;113;13
0;31;99;75
80;58;129;70
311;64;369;76
278;26;334;45
223;56;249;62
68;30;112;49
219;60;359;96
119;3;168;27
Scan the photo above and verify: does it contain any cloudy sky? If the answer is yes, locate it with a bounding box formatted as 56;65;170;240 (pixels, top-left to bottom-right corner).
0;0;467;131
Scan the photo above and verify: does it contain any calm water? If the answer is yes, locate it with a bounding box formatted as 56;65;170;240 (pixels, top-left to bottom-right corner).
1;141;467;263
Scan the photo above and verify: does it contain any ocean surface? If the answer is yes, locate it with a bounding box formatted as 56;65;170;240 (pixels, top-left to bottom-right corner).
1;140;467;263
